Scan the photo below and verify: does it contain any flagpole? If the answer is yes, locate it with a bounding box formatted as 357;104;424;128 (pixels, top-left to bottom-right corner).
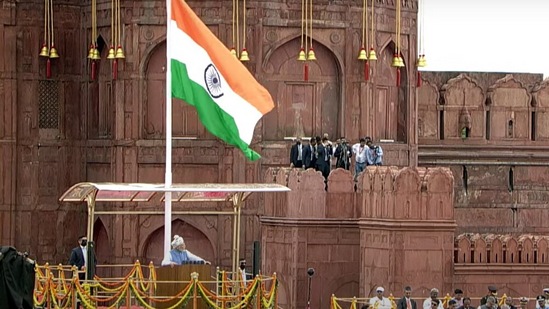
162;0;173;265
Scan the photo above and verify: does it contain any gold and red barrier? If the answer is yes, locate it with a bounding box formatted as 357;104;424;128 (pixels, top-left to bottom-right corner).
34;261;278;309
331;293;520;309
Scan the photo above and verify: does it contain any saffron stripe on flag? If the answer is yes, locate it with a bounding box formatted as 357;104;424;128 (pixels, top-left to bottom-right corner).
170;0;274;115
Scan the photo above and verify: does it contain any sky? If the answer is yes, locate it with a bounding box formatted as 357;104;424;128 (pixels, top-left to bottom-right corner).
421;0;549;78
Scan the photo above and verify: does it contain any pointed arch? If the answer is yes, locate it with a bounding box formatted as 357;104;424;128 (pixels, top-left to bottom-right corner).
141;218;215;265
491;238;503;263
261;36;342;140
88;34;114;139
373;40;408;142
93;217;111;277
456;236;472;263
141;40;213;140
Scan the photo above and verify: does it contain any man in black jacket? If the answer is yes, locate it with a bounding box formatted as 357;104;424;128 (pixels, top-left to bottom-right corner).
68;235;97;281
303;138;316;170
397;286;417;309
290;137;303;168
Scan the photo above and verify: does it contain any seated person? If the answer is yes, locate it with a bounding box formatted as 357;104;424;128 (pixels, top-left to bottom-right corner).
162;235;210;266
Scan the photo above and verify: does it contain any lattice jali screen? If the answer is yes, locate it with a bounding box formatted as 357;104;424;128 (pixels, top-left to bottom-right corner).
38;80;59;129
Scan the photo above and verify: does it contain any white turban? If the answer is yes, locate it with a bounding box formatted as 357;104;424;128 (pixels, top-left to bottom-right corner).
171;235;185;249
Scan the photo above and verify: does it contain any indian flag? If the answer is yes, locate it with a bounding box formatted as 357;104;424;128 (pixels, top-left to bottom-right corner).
168;0;274;161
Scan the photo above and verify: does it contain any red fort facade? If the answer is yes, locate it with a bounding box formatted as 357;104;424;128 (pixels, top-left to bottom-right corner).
1;0;549;308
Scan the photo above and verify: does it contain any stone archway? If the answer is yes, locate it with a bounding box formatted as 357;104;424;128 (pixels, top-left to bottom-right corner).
375;42;408;142
93;218;111;277
87;35;114;139
262;38;341;140
143;41;212;139
142;219;215;265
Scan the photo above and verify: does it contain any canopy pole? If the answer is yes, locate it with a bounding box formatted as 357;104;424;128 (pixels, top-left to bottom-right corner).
231;193;243;280
162;0;173;266
85;191;97;282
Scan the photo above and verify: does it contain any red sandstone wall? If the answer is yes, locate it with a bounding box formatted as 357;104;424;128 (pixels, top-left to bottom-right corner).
263;166;455;309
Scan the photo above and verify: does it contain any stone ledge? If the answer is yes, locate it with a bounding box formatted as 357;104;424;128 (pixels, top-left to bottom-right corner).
358;218;457;231
260;217;358;226
454;263;549;274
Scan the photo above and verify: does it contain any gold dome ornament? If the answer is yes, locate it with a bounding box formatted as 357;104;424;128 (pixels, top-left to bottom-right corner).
40;44;49;57
49;44;59;58
398;56;405;67
417;54;427;67
297;48;306;61
358;47;368;60
368;48;377;61
230;48;237;58
107;46;116;59
391;54;400;67
115;45;125;59
391;54;404;67
307;47;316;61
240;48;250;62
91;48;101;60
87;44;95;59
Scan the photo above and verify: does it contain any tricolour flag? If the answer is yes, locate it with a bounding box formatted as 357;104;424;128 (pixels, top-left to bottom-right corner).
168;0;274;161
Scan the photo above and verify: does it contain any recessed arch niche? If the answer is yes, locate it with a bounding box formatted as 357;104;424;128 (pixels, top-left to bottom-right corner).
142;219;214;265
143;41;213;139
374;41;408;142
262;37;341;140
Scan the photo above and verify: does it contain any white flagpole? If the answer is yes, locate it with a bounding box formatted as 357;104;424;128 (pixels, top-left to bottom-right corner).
162;0;173;266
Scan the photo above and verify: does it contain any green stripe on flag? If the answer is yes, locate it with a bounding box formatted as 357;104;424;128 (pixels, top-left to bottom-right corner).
170;59;261;161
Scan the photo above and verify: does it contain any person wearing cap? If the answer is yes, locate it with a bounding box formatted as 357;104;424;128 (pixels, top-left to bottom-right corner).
519;298;529;309
397;286;417;309
537;290;549;309
453;289;464;307
369;286;392;309
536;295;549;309
423;288;444;309
481;286;498;306
162;235;210;266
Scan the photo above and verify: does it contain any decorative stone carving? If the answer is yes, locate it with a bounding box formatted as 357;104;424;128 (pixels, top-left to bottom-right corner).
486;75;531;140
440;74;485;139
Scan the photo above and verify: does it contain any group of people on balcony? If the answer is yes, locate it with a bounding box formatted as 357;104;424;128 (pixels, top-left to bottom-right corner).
290;134;383;180
362;285;549;309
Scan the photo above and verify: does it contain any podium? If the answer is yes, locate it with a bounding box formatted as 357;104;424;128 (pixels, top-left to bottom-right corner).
155;264;212;309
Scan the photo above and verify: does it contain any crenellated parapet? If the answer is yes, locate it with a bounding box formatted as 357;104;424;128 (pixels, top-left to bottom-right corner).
455;233;549;264
263;166;454;221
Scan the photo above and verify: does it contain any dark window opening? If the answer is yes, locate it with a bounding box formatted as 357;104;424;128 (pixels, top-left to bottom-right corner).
532;111;536;141
439;110;445;140
461;127;470;139
507;119;514;138
508;166;514;192
462;165;468;194
486;110;491;140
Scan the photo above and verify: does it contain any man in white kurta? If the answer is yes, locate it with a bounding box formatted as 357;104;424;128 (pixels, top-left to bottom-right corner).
370;287;393;309
423;288;444;309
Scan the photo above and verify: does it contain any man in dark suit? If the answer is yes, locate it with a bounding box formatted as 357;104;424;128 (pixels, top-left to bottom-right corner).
397;286;418;309
290;137;304;168
303;138;316;169
315;136;331;179
68;235;96;281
